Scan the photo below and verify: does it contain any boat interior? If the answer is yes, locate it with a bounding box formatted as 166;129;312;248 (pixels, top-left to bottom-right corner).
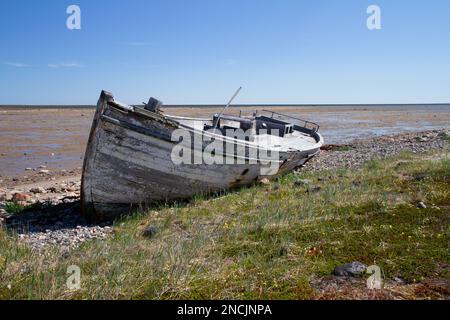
108;97;324;151
164;110;322;150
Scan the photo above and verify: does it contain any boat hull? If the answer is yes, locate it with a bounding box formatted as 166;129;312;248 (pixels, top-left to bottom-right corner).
81;91;323;221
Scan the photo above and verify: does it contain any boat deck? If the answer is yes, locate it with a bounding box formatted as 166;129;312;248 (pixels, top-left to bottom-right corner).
253;131;319;151
168;115;320;152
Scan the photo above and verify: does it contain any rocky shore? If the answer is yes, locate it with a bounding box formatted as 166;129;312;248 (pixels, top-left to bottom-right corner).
308;129;449;171
0;129;448;252
0;170;112;252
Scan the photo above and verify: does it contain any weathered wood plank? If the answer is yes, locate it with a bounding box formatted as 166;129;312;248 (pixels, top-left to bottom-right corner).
81;91;323;222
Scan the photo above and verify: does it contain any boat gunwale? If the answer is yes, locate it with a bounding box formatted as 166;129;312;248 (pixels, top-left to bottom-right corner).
105;103;324;153
81;90;325;221
100;114;286;164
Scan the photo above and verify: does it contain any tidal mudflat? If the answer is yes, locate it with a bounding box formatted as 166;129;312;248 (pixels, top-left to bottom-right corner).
1;104;449;181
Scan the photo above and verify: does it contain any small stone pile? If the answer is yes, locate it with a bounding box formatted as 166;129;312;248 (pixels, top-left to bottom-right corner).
5;199;113;252
1;179;113;252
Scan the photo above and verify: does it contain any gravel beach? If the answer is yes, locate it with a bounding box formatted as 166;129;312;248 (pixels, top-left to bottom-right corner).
0;129;448;252
308;129;449;171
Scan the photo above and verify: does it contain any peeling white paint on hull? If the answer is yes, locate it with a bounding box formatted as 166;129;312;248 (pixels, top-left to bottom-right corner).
81;91;323;221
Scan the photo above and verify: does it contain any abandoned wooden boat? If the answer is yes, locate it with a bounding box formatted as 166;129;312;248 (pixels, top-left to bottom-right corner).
81;90;324;221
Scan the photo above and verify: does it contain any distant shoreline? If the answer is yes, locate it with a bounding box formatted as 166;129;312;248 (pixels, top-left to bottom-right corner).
1;103;450;109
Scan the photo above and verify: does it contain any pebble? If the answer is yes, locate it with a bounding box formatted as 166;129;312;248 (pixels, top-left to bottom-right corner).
393;277;405;284
48;187;58;193
334;261;368;277
142;225;158;239
65;192;78;198
307;186;322;193
30;187;46;194
294;179;311;187
417;201;427;209
259;178;271;186
0;193;13;202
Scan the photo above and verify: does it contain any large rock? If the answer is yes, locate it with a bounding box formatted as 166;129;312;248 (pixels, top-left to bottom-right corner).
333;261;368;277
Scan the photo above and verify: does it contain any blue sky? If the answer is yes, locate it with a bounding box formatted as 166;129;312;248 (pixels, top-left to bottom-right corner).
1;0;450;105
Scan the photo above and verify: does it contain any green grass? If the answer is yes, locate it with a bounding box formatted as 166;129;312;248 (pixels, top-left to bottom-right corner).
0;150;449;299
3;201;48;216
442;133;450;143
4;202;27;215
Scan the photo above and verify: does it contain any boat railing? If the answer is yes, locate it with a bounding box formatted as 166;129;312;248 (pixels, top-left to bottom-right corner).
259;110;320;133
165;114;212;122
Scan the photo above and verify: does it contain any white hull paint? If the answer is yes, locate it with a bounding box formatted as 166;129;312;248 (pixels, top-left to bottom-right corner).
81;91;323;221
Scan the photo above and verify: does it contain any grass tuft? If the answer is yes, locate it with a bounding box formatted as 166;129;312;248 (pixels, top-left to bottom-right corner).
4;202;27;215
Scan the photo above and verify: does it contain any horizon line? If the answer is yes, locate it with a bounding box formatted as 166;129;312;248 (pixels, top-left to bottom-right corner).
1;102;450;109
